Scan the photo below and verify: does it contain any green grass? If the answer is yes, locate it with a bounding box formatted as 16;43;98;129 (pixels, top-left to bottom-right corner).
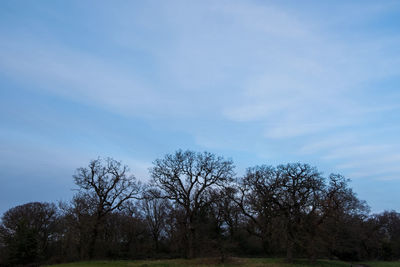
360;261;400;267
46;258;400;267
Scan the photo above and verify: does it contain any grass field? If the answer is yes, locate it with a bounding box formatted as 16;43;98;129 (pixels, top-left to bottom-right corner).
46;258;400;267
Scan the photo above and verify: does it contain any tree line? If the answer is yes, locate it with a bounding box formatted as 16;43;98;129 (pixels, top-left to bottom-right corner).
0;150;399;266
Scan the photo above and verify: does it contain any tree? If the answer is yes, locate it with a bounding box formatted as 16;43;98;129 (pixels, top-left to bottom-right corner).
320;174;370;261
205;187;245;262
58;193;99;260
0;202;58;265
237;163;325;262
141;190;171;252
375;211;400;260
273;163;325;262
235;165;284;255
150;150;235;258
73;157;141;259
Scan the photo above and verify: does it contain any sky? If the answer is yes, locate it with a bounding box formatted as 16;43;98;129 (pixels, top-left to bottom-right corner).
1;0;400;215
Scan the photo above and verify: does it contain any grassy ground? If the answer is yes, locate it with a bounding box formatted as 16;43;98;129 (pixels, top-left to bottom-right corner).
47;258;400;267
359;262;400;267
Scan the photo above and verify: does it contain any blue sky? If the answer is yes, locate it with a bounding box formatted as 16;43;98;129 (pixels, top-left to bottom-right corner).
1;0;400;215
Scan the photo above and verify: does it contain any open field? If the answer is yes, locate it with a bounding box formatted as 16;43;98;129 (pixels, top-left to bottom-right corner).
46;258;400;267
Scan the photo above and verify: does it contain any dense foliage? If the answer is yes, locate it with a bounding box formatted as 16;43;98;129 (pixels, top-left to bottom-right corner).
1;150;399;266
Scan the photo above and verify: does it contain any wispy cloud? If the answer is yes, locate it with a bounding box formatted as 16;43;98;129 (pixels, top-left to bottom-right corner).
0;38;168;117
216;2;400;139
298;133;358;154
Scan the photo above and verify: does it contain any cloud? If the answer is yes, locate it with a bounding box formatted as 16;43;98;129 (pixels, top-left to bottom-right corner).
297;132;400;181
216;2;400;139
107;1;400;183
121;158;152;182
323;145;392;160
0;38;170;118
298;133;357;154
2;0;399;125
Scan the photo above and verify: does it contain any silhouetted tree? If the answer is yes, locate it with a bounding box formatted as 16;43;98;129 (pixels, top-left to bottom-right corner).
0;202;58;265
373;210;400;260
320;174;370;261
150;150;235;258
141;190;171;252
276;163;325;262
2;152;399;264
235;165;283;255
237;163;325;262
73;157;141;259
58;193;98;260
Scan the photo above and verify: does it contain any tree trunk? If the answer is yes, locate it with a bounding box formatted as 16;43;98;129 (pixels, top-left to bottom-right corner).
78;225;86;260
286;234;294;263
88;219;100;259
308;237;317;263
152;231;159;253
262;237;270;255
187;224;196;259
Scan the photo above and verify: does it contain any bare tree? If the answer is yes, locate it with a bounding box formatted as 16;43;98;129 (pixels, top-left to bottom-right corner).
0;202;58;265
321;174;370;261
141;190;171;252
73;157;141;259
149;150;235;258
237;163;325;262
235;165;283;254
275;163;325;262
58;193;98;260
